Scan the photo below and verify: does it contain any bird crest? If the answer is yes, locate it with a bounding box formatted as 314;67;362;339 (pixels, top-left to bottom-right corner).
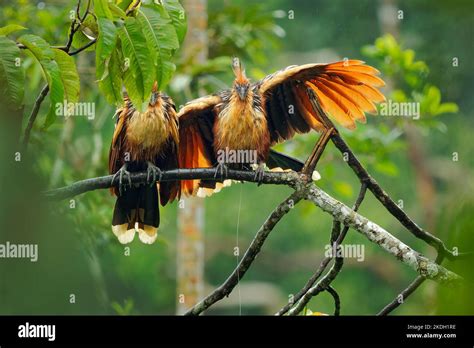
232;57;248;84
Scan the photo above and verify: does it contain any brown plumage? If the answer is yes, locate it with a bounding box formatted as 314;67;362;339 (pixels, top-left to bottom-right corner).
177;58;386;195
109;86;180;244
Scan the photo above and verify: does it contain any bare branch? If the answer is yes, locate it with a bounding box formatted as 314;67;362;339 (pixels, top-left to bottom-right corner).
305;184;462;285
330;133;460;260
377;276;426;316
276;183;367;316
184;190;305;315
45;168;464;287
44;168;301;200
377;253;445;315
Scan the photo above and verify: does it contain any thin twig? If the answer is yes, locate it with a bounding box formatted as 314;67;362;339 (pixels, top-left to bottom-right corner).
288;247;344;315
69;38;97;56
377;253;445;315
276;257;332;316
276;183;367;316
377;276;426;316
65;0;82;51
326;286;340;316
185;191;305;315
21;84;49;151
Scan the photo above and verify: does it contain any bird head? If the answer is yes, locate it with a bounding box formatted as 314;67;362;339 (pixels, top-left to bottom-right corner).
232;57;250;100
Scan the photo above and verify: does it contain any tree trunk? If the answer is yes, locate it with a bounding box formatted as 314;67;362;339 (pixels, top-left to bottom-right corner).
176;0;208;315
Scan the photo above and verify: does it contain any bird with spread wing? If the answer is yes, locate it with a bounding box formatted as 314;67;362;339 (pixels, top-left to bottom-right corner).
108;83;180;244
178;58;386;196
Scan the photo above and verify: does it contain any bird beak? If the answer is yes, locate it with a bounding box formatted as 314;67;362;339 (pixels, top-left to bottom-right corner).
237;86;247;100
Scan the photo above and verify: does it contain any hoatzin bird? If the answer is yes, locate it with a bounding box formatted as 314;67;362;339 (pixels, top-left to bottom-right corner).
178;58;385;195
109;83;180;244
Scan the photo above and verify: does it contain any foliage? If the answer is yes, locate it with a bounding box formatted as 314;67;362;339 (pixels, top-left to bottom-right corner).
362;34;458;129
0;0;187;129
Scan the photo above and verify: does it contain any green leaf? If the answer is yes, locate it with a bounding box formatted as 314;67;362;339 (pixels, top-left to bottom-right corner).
96;17;118;79
18;34;64;127
17;34;54;60
0;36;25;109
118;17;155;110
108;3;127;18
93;0;113;19
54;49;80;104
138;5;179;51
0;24;27;36
162;0;187;44
41;60;64;128
136;5;179;89
159;60;176;89
435;102;458;115
98;48;123;105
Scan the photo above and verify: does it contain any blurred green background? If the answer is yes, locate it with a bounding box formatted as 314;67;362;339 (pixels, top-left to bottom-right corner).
0;0;473;315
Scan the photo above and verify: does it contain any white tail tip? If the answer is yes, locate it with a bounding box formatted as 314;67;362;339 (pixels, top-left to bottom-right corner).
137;225;158;244
112;224;136;244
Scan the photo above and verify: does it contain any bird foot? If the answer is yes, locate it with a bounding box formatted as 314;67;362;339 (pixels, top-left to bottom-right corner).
253;164;266;185
112;164;132;195
214;162;229;179
147;162;162;187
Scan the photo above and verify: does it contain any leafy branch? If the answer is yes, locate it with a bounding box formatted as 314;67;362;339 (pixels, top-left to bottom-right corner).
0;0;187;150
21;0;92;151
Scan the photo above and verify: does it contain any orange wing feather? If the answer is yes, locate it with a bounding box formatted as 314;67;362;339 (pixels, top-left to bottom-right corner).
177;95;222;196
259;59;386;141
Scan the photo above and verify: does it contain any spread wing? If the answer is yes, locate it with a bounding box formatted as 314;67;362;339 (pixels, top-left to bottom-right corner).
257;60;386;144
178;94;223;195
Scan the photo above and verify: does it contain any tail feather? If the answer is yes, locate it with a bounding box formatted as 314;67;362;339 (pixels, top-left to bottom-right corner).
112;223;136;244
137;225;158;244
111;185;160;244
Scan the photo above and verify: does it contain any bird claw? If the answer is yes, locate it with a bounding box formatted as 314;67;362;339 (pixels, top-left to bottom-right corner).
214;162;228;179
112;164;132;196
253;164;265;185
147;162;162;187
